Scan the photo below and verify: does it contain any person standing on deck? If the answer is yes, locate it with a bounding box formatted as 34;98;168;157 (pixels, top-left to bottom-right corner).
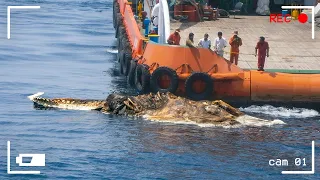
255;36;269;71
229;31;242;65
167;29;181;45
214;32;227;57
186;33;195;47
198;33;211;49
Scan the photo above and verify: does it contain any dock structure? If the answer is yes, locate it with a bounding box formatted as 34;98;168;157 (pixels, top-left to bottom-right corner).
171;16;320;71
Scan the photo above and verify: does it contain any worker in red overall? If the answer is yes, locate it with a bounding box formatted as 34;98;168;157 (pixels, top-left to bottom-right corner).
255;36;269;71
167;29;181;45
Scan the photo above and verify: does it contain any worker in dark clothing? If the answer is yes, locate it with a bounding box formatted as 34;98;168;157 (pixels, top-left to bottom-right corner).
186;33;195;47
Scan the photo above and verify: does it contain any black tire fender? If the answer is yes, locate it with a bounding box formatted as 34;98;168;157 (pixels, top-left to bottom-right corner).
127;60;137;87
135;64;151;93
116;13;122;26
116;26;124;39
121;52;132;76
115;24;120;38
117;27;126;50
150;66;179;93
185;72;213;101
117;50;124;73
117;35;122;50
116;49;123;62
121;36;130;50
113;2;116;28
115;13;122;38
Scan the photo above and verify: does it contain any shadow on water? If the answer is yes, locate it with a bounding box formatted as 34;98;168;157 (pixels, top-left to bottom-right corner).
103;47;138;96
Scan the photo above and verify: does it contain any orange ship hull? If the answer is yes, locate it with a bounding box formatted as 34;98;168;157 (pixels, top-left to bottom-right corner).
113;0;320;103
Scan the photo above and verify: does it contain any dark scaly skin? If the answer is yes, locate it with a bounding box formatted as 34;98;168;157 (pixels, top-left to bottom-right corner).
31;96;106;111
30;92;244;125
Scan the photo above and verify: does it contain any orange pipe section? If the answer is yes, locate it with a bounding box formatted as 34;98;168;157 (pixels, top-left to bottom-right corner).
178;73;244;80
251;71;320;102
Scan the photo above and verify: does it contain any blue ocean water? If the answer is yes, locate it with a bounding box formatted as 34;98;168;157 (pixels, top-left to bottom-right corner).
0;0;319;179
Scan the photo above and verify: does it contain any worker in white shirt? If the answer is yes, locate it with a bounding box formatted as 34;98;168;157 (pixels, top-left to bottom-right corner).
214;32;228;57
198;33;211;49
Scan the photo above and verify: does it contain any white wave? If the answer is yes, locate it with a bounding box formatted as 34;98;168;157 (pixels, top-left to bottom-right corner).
239;105;319;118
142;115;285;128
106;48;118;54
235;115;286;127
143;116;235;128
28;92;44;100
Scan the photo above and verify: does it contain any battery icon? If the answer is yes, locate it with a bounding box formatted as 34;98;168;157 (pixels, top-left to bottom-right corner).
16;154;45;167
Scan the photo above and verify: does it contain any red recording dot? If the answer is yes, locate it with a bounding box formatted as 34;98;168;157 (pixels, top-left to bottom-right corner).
298;13;308;23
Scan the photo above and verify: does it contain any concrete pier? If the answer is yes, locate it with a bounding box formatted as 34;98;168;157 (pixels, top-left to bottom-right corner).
171;16;320;71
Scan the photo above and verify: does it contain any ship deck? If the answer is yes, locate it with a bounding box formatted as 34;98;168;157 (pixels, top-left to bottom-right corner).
167;16;320;72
